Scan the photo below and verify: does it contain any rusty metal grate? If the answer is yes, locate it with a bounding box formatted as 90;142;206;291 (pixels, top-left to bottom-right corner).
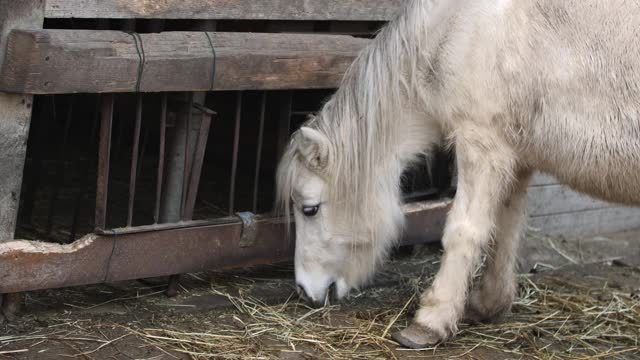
94;93;214;233
16;90;452;243
89;91;317;234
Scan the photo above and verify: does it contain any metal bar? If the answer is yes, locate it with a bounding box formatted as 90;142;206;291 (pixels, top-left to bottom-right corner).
102;216;244;236
181;93;194;220
229;92;243;215
127;94;143;227
70;99;101;243
95;94;114;232
276;91;292;158
154;94;167;224
0;199;450;294
159;96;189;224
252;92;267;213
183;104;215;221
69;193;83;243
136;125;150;191
46;97;73;238
113;109;125;161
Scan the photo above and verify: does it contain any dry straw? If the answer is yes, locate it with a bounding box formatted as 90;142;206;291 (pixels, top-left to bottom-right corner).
131;269;640;359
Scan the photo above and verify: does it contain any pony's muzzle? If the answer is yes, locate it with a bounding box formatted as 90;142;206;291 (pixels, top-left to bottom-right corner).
296;282;337;307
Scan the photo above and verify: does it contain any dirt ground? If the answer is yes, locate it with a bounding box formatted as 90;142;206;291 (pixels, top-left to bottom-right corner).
0;230;639;359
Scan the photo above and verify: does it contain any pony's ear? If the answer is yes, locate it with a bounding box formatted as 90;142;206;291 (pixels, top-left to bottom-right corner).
296;127;330;171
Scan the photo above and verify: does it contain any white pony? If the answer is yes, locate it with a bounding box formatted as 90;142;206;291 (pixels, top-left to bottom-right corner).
276;0;640;348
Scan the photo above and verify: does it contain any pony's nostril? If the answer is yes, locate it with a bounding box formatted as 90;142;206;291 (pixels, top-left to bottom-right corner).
297;282;336;307
326;282;337;306
296;284;311;303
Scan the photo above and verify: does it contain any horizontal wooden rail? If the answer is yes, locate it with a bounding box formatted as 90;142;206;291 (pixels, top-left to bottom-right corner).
45;0;402;21
0;200;450;293
0;30;369;94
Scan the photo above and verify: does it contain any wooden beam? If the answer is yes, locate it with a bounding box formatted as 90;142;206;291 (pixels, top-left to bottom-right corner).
0;200;449;293
45;0;402;21
0;30;370;94
0;1;45;242
530;206;640;236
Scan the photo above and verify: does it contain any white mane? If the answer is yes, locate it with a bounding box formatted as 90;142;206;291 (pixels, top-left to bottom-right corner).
276;0;443;254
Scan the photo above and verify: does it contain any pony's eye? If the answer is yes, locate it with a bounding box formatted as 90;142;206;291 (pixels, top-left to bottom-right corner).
302;205;320;217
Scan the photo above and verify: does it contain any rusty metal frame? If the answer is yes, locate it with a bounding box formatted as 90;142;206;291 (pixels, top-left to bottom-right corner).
0;200;450;294
93;94;217;233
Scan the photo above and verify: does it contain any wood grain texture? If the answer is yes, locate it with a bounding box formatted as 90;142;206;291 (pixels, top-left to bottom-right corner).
0;1;44;242
0;201;448;293
45;0;402;21
529;206;640;236
0;30;370;94
527;173;640;235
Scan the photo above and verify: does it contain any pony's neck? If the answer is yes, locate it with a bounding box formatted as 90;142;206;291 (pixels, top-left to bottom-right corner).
314;0;447;212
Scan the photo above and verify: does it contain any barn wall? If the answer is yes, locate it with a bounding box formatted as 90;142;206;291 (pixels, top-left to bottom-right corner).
527;173;640;235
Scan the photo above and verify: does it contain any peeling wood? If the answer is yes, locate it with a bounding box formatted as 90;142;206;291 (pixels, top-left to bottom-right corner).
0;234;99;255
0;235;113;293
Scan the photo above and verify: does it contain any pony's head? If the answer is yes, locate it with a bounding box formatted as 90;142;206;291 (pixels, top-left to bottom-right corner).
276;123;406;307
275;0;443;305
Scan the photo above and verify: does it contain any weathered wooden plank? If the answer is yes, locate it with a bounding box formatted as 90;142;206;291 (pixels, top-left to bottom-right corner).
0;200;449;293
0;1;45;242
0;30;370;94
529;206;640;236
45;0;402;21
528;184;608;217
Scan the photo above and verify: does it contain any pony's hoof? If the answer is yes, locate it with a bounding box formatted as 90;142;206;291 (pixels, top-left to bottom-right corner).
392;323;443;349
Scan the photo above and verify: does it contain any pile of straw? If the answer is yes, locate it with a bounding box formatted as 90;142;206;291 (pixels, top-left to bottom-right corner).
132;269;640;359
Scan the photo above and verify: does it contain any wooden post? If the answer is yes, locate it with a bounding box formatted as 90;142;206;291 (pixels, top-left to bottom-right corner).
161;20;216;224
0;0;45;322
161;21;216;296
0;1;45;242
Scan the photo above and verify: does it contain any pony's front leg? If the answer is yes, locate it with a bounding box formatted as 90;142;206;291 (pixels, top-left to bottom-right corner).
393;133;520;348
464;170;531;324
